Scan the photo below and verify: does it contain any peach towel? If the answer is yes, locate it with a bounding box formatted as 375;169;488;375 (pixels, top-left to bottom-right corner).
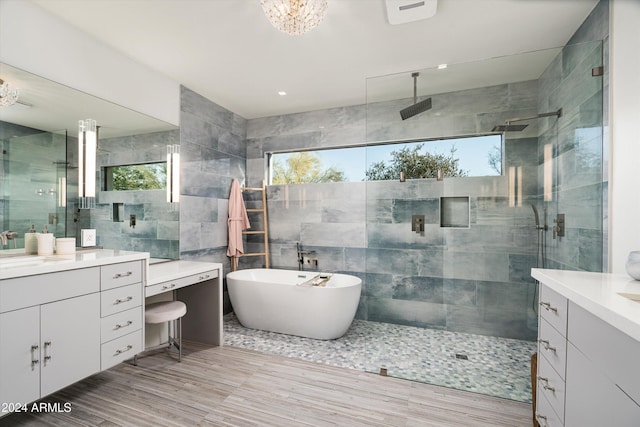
227;179;251;257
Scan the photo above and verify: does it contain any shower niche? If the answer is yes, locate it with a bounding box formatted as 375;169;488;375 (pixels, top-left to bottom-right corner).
440;196;470;228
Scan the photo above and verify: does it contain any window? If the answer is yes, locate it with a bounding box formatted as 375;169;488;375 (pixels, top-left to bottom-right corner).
103;162;167;191
268;135;501;184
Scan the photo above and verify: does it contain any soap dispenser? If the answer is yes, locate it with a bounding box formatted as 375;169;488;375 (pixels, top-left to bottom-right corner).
25;224;39;255
37;224;54;256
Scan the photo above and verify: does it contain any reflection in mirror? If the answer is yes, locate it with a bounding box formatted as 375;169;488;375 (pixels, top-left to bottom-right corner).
0;63;179;259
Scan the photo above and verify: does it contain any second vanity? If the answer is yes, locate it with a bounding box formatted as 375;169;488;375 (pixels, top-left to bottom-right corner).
532;268;640;427
0;250;223;418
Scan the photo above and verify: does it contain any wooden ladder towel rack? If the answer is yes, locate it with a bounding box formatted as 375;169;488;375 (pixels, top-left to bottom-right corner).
233;180;270;271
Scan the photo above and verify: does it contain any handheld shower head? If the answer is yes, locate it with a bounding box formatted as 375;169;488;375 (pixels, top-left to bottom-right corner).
531;204;540;227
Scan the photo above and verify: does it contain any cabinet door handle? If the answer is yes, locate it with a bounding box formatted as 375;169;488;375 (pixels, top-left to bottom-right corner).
539;301;558;313
43;341;52;365
162;283;176;290
114;345;133;356
114;271;133;279
536;413;548;427
31;344;39;367
538;339;557;352
114;296;134;304
114;320;133;330
543;384;556;392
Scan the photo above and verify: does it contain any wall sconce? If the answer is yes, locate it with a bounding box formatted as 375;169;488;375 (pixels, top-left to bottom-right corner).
78;119;97;209
508;165;523;207
58;177;67;207
166;144;180;204
543;144;553;202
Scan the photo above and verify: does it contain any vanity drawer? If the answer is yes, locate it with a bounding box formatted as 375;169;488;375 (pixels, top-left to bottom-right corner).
538;317;567;380
101;306;142;343
101;330;142;370
146;269;218;297
0;267;100;313
537;350;566;422
536;393;563;427
539;285;568;336
101;283;142;317
101;261;143;291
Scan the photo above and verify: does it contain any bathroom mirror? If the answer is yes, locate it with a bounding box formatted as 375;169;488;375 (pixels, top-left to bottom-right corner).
0;62;179;258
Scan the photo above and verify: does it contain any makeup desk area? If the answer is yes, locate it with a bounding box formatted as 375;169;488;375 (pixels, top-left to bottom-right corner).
147;259;223;347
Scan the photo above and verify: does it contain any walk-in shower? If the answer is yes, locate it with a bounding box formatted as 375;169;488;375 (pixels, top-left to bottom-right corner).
362;40;604;402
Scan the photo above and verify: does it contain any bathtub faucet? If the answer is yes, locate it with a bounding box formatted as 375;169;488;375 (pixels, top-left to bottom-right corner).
296;242;318;270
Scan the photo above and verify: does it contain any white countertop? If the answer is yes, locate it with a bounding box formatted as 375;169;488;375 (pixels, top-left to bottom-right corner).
0;249;149;280
532;268;640;342
148;260;223;286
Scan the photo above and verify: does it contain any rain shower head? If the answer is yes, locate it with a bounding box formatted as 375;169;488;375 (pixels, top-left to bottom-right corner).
400;97;432;120
400;72;432;120
491;124;528;132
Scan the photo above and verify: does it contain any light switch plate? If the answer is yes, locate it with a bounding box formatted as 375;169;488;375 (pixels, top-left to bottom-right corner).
81;229;96;247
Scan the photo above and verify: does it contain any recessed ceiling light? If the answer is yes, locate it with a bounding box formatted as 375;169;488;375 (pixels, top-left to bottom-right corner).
438;64;447;70
278;91;287;96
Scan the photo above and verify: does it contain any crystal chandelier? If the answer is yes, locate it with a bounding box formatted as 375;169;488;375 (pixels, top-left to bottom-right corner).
260;0;328;35
0;78;19;107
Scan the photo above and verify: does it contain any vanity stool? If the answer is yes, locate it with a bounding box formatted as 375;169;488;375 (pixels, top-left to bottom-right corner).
134;300;187;365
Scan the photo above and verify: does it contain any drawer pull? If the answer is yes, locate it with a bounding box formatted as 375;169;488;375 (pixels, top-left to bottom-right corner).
538;339;557;352
43;341;52;364
114;296;134;305
31;344;39;367
199;274;211;280
114;344;133;355
162;284;177;290
114;320;133;330
536;413;548;427
114;271;133;279
539;301;558;313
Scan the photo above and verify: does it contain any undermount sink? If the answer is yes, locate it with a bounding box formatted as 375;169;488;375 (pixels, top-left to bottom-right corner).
0;255;45;267
618;292;640;304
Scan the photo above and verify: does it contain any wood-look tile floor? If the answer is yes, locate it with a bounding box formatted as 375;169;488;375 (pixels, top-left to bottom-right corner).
0;342;533;426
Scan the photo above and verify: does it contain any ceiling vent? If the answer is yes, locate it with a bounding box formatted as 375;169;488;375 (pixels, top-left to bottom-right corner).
385;0;437;25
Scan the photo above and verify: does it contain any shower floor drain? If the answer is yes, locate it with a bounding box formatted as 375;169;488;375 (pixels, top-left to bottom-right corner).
455;353;469;360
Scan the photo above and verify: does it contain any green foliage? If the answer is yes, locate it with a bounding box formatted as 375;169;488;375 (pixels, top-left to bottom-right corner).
365;143;467;181
112;163;167;190
272;152;346;184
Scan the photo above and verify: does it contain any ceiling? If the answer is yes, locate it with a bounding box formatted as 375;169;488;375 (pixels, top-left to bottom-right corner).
28;0;598;120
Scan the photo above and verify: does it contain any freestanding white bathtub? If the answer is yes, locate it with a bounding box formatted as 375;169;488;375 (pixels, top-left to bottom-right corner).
226;268;362;340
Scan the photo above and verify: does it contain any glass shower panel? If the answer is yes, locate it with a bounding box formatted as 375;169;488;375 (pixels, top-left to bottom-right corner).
1;128;67;248
364;42;604;403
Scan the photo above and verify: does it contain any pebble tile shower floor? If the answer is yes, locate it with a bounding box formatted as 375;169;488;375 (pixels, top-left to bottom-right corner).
224;313;537;403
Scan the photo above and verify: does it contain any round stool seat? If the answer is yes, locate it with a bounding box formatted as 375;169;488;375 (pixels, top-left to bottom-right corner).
145;301;187;324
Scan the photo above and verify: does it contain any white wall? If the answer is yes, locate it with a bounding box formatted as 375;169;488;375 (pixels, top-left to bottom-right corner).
609;0;640;273
0;0;179;126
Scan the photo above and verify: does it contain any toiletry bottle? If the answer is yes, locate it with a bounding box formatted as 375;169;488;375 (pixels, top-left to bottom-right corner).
37;224;54;256
25;224;39;254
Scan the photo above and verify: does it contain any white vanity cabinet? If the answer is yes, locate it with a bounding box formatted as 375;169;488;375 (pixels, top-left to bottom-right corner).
0;251;147;418
533;270;640;427
0;268;101;407
564;302;640;426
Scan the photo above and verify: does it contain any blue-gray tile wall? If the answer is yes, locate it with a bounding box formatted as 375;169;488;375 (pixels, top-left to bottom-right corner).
91;129;180;259
536;1;607;272
179;86;248;280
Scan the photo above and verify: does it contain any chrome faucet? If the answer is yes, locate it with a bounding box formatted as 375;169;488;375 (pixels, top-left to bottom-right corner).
0;230;19;248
